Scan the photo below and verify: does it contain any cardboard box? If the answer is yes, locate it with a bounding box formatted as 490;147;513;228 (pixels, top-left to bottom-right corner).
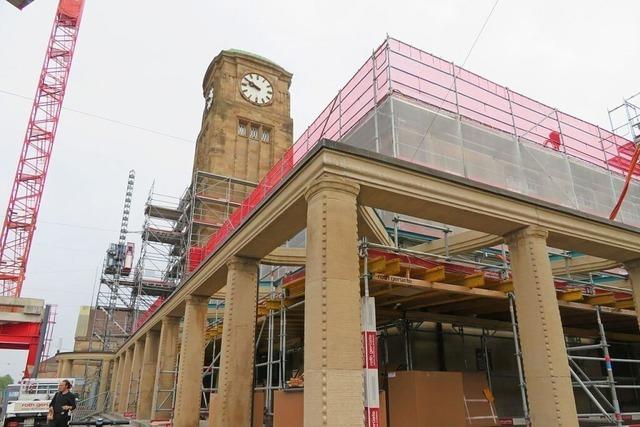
208;391;265;427
379;390;388;427
272;389;387;427
274;389;303;427
387;371;467;427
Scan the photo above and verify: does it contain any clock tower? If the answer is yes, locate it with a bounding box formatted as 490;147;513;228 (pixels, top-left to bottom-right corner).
190;50;293;246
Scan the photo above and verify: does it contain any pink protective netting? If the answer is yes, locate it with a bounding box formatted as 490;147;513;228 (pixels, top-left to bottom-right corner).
186;37;636;282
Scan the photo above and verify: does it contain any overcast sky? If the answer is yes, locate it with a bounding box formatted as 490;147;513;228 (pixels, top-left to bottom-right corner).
1;0;639;380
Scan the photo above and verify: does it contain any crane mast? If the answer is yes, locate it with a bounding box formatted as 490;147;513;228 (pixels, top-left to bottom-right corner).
0;0;85;297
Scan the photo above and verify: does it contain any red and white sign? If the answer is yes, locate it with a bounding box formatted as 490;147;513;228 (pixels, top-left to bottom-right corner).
362;296;379;427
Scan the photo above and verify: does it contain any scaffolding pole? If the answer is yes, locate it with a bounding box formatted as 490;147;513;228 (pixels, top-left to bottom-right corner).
566;305;640;425
595;305;623;426
507;293;530;425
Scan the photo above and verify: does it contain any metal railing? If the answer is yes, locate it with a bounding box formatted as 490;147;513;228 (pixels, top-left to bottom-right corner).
73;391;110;421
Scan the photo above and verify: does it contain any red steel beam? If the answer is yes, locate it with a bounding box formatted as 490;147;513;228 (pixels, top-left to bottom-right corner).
0;321;42;368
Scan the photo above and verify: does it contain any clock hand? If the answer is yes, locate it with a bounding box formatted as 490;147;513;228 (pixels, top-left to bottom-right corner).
245;78;260;90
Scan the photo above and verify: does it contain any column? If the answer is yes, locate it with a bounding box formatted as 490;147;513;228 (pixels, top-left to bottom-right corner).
212;257;259;427
151;316;181;421
173;295;209;426
60;359;73;378
70;360;82;379
624;259;640;331
137;330;160;419
304;176;363;427
126;339;145;414
97;359;112;412
56;359;63;377
110;355;124;412
505;226;578;427
117;346;134;413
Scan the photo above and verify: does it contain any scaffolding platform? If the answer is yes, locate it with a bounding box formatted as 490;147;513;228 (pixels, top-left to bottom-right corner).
142;227;183;246
144;204;183;222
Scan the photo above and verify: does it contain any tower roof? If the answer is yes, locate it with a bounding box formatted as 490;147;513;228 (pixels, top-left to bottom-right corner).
224;49;284;70
203;49;292;90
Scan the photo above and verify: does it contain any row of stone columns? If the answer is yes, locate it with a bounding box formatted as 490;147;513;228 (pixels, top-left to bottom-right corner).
109;320;178;420
104;176;640;427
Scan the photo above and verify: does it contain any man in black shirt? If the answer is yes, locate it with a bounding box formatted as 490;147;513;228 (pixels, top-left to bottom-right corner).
48;380;76;427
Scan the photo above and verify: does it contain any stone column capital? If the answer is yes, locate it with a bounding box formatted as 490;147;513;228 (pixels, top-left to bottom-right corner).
161;315;181;326
504;225;548;245
227;255;259;270
184;294;209;305
304;174;360;202
145;329;161;338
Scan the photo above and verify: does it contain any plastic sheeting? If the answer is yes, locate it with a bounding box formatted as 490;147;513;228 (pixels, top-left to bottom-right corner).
342;95;640;228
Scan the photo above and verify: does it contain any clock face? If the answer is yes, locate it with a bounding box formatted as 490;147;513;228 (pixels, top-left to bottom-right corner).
239;73;273;106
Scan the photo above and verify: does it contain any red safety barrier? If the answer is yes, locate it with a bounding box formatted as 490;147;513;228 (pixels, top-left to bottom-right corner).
187;247;204;272
133;296;165;331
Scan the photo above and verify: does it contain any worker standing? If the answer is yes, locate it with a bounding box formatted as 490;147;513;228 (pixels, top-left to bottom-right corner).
48;380;76;427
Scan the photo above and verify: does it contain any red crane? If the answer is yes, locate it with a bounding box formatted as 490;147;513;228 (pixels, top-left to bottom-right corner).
0;0;85;297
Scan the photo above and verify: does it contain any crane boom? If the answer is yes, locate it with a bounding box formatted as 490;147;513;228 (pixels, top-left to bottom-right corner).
0;0;85;297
